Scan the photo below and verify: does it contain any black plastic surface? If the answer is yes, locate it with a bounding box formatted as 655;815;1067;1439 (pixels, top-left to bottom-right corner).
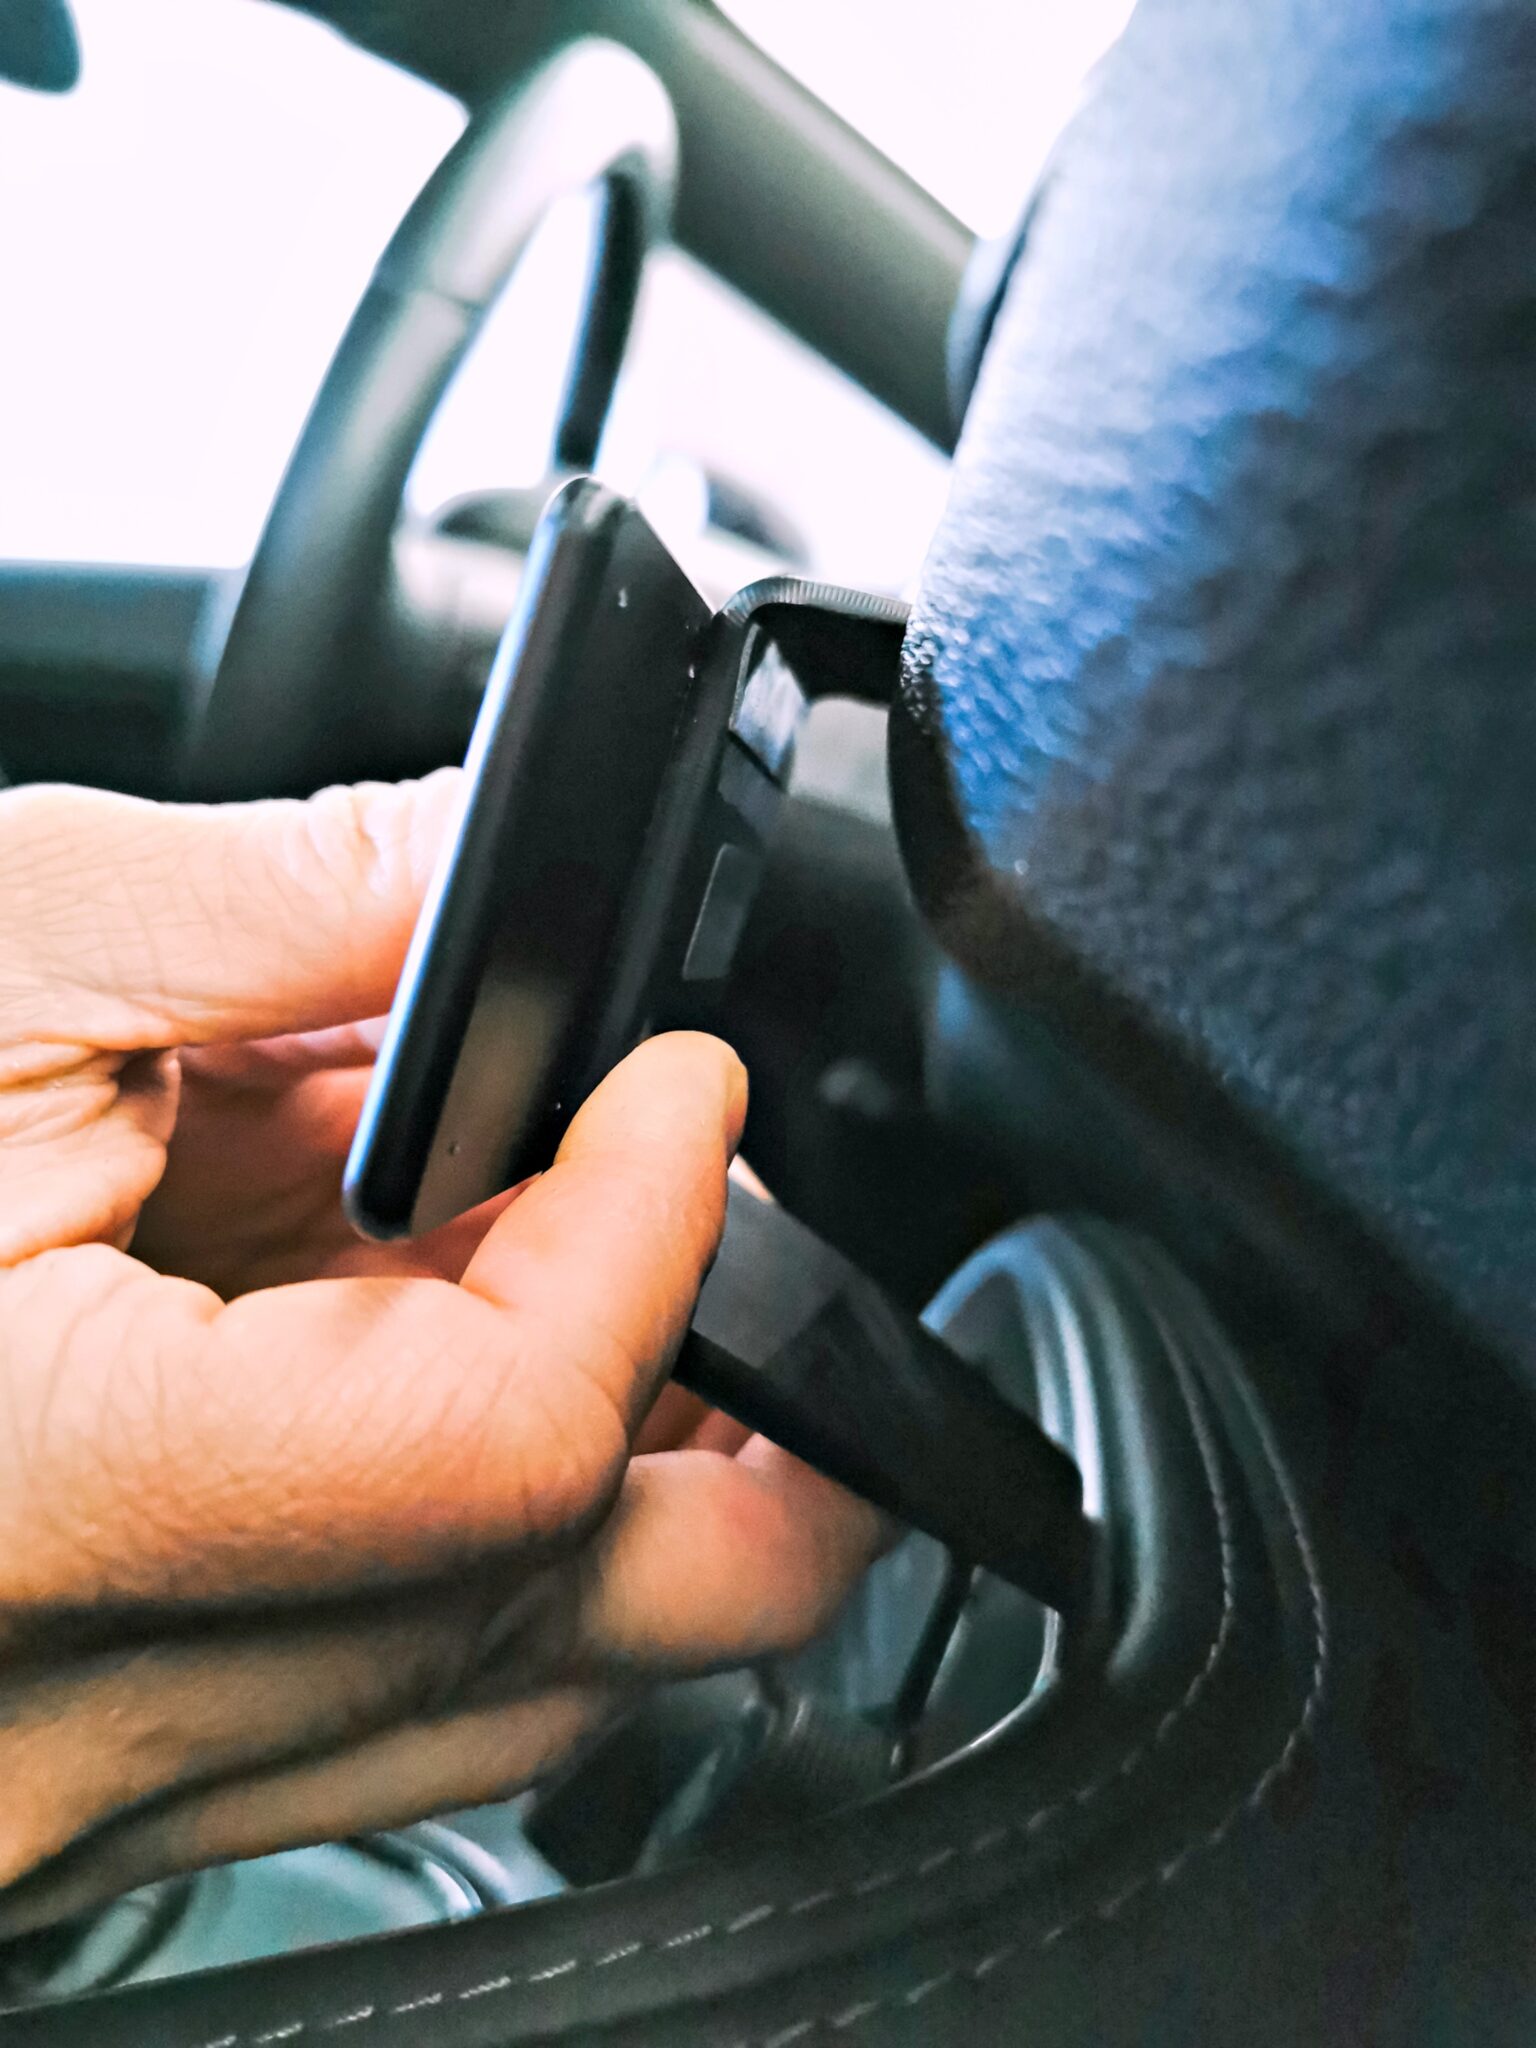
679;1185;1087;1612
347;509;918;1239
0;564;218;796
346;480;714;1237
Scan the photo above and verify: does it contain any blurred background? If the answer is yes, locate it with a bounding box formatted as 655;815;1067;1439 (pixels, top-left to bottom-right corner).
0;0;1132;596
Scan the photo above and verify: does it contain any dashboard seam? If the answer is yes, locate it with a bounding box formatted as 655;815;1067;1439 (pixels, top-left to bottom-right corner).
729;1306;1330;2044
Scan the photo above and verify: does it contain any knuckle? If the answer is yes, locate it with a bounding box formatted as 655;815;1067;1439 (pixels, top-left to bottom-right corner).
459;1308;635;1550
424;1299;635;1556
298;780;411;908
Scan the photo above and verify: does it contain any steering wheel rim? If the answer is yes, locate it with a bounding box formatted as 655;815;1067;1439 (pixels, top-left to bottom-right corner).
183;38;676;802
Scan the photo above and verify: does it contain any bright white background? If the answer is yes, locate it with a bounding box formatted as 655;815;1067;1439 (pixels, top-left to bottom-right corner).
721;0;1134;237
0;0;1132;588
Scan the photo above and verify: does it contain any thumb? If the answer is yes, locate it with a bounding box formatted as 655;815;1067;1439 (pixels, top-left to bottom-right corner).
0;771;462;1053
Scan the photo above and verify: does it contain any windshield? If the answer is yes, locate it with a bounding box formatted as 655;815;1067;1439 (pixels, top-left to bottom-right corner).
0;0;951;591
720;0;1136;235
0;1;1125;586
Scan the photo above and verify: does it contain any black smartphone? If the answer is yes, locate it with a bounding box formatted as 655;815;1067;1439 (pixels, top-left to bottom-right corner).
343;477;794;1239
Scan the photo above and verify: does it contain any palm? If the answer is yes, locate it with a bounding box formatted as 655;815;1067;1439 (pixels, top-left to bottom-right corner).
132;1024;491;1295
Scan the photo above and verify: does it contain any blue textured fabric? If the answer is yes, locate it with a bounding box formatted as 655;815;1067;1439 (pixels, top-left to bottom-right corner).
895;0;1536;1376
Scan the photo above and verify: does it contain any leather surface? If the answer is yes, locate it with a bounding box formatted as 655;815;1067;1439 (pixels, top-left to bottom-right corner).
891;0;1536;1386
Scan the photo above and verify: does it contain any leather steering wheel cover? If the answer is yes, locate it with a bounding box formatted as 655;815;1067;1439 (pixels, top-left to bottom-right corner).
184;39;676;801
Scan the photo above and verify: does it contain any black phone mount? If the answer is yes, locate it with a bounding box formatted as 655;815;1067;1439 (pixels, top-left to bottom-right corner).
669;581;1090;1615
681;1182;1087;1612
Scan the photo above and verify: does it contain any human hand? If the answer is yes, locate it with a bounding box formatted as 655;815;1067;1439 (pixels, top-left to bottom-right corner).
0;775;880;1932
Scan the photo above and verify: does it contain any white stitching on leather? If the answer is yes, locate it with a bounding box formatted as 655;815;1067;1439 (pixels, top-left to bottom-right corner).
662;1923;714;1949
176;1272;1289;2048
902;1975;949;2006
970;1945;1010;1979
731;1325;1331;2044
761;2024;815;2048
526;1959;578;1983
595;1939;643;1965
455;1974;512;2001
786;1888;836;1915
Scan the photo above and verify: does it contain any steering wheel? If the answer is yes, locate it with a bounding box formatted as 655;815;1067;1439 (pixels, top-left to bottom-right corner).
182;40;675;802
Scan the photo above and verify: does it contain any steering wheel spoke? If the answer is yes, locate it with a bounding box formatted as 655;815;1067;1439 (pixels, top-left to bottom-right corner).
184;39;675;801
